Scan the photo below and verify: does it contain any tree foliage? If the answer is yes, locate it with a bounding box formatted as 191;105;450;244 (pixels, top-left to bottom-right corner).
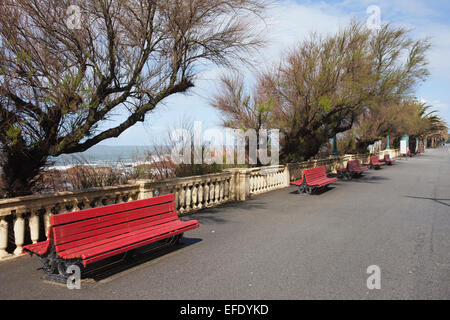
212;21;440;162
0;0;267;196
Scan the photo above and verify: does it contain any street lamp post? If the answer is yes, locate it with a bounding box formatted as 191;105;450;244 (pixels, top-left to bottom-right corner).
332;135;338;156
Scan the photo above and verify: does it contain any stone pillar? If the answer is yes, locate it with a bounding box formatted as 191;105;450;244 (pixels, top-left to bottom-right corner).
224;168;250;201
284;165;290;187
238;169;251;201
130;179;154;200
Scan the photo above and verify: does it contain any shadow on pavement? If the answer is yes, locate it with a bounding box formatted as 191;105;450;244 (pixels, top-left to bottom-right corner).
348;174;390;184
81;236;202;282
404;195;450;208
288;186;336;195
187;200;268;225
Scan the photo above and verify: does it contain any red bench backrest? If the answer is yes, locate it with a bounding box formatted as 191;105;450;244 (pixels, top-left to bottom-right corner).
303;166;327;184
370;156;381;164
348;160;361;171
50;194;177;253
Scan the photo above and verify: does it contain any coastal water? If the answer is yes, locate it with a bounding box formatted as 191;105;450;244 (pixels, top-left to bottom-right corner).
47;145;157;169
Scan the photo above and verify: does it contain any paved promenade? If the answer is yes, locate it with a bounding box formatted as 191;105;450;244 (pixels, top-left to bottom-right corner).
1;147;449;299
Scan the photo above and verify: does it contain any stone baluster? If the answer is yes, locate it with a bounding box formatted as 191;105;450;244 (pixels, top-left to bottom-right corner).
179;185;186;214
185;185;192;213
214;180;220;204
197;183;203;209
174;187;180;210
13;212;25;255
192;184;198;210
70;200;79;212
269;173;273;190
209;182;215;205
204;182;210;206
29;209;40;244
224;179;229;201
219;179;224;203
0;217;10;258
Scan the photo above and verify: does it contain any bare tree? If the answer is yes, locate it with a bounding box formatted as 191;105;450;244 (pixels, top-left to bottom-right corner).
211;21;434;162
0;0;267;196
255;21;374;162
353;23;431;150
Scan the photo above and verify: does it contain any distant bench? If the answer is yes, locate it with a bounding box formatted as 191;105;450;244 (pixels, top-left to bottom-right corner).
363;156;385;169
337;160;368;180
290;166;338;194
381;154;395;165
23;194;199;282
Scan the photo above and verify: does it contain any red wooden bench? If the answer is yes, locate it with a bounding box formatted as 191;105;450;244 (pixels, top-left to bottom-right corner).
290;166;338;194
381;154;395;165
23;194;199;282
337;160;369;179
363;156;385;169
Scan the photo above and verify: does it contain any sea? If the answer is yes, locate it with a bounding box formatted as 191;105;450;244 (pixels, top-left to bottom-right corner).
47;145;162;170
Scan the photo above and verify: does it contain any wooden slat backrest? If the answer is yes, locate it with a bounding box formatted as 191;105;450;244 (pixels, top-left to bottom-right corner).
370;156;380;163
50;194;177;252
348;160;360;171
304;166;327;183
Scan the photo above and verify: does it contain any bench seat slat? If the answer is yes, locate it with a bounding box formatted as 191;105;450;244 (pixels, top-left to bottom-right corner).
54;211;178;250
370;156;384;166
347;160;368;173
50;194;175;226
53;202;175;240
55;213;178;253
68;220;199;265
57;219;182;257
60;219;195;259
83;222;199;265
23;240;50;256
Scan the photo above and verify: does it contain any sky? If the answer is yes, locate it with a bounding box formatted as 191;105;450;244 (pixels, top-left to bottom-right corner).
99;0;450;146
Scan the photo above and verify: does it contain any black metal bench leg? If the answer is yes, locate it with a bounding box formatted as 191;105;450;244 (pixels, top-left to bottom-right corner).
297;181;311;194
37;245;82;284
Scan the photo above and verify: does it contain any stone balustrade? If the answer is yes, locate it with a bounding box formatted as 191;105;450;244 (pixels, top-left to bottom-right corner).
0;149;399;260
0;184;140;259
131;171;234;215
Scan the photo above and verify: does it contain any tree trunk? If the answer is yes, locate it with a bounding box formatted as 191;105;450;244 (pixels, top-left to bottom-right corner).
1;145;47;198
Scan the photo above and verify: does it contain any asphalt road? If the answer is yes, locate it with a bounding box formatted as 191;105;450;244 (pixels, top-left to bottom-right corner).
1;147;449;299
